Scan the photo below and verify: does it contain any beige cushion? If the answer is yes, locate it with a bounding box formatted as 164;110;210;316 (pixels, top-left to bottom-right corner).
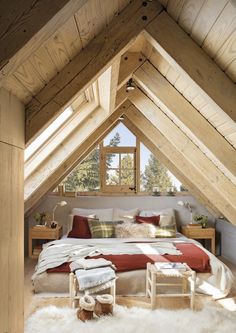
113;208;139;223
115;223;156;238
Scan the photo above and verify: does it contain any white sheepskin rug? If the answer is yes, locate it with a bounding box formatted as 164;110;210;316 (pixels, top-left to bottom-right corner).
25;304;236;333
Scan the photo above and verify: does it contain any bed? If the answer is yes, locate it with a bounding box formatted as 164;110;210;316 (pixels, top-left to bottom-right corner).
31;208;234;299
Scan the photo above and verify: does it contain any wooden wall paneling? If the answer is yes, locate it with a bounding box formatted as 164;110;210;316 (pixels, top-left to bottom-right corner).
158;0;169;7
144;46;170;76
115;85;129;109
225;58;236;82
4;75;32;104
182;83;200;102
190;0;229;45
202;1;236;58
173;75;190;94
0;89;24;333
117;52;146;90
128;89;236;220
25;0;163;145
103;0;119;25
133;62;236;180
28;45;58;84
191;94;208;110
0;88;25;148
24;101;131;213
214;29;236;75
24;100;98;179
13;61;45;96
75;0;106;48
178;0;206;34
0;0;88;82
123;114;221;217
144;11;236;123
118;0;131;12
165;66;180;85
109;58;121;113
166;0;185;21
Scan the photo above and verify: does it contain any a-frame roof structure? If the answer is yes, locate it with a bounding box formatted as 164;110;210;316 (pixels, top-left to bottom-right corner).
1;0;236;223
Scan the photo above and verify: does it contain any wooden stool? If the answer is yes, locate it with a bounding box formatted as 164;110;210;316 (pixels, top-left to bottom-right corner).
146;263;196;310
69;272;116;308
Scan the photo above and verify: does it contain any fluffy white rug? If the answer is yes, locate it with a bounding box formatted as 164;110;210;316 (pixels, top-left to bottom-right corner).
25;305;236;333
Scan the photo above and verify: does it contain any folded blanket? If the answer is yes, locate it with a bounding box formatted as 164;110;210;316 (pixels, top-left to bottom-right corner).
75;266;116;291
70;258;115;272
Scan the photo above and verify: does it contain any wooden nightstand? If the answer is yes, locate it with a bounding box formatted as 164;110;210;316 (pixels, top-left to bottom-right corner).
29;225;62;258
181;226;215;255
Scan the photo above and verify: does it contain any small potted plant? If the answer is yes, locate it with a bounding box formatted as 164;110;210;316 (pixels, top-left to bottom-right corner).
193;214;208;228
34;212;50;226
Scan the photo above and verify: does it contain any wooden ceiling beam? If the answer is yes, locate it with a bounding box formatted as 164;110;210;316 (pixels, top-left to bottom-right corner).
117;51;146;90
25;0;163;145
0;0;88;81
128;89;236;223
133;61;236;180
24;100;131;213
123;113;221;218
143;11;236;123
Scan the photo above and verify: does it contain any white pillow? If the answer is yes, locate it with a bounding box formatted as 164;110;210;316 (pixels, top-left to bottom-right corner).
139;208;176;224
113;208;139;223
115;223;156;238
71;208;113;221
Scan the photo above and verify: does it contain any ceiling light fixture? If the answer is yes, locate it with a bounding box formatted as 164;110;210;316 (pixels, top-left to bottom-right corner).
126;78;135;92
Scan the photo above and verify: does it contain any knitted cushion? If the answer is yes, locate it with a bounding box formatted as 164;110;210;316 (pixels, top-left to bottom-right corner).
88;220;123;238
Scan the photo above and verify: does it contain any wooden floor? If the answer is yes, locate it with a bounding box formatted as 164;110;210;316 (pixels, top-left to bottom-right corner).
24;257;236;319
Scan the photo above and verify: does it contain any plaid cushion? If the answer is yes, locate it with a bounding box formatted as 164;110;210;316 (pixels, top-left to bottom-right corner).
155;224;176;238
88;219;123;238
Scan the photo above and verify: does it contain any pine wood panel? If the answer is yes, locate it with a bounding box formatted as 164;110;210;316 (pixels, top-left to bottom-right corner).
129;89;236;217
144;12;236;123
134;62;236;180
25;0;163;145
167;0;185;21
190;0;229;45
0;0;87;81
0;89;24;333
123;115;221;217
0;88;25;148
202;2;236;59
4;75;32;104
178;0;206;34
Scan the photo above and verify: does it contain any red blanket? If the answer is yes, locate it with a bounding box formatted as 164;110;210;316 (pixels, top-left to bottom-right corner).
47;243;211;274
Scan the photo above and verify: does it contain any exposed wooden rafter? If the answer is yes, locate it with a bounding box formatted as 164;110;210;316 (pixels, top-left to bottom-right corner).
128;89;236;223
24;100;131;213
123;112;221;218
133;61;236;181
25;0;163;145
0;0;88;80
143;11;236;123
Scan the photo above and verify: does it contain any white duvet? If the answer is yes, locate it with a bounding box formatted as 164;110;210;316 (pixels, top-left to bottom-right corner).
32;235;234;299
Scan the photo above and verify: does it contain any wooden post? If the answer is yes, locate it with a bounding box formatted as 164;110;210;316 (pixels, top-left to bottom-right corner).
0;88;24;332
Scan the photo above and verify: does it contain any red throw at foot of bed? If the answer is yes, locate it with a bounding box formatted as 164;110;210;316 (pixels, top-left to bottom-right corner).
47;242;211;274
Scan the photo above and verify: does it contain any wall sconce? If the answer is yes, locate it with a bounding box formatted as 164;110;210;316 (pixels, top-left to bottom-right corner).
126;78;135;92
52;200;67;223
177;200;193;223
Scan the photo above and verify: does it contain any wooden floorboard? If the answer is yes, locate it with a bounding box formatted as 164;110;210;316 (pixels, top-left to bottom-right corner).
24;256;236;319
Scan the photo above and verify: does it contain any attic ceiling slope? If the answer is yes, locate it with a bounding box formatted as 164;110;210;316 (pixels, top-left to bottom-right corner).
24;101;130;213
143;11;236;123
25;0;163;145
123;113;221;218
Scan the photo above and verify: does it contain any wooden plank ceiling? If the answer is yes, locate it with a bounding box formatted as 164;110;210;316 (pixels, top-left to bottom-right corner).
1;0;235;223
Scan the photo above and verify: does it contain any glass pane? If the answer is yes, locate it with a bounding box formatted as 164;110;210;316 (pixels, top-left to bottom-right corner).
106;153;119;168
104;122;136;147
106;169;119;185
121;169;134;186
121;153;134;169
62;146;100;191
140;143;182;192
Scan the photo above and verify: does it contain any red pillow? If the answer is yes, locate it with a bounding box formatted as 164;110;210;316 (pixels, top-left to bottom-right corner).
135;215;160;226
67;215;92;238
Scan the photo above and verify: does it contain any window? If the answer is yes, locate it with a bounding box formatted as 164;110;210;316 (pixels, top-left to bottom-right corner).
101;146;136;192
60;122;185;195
